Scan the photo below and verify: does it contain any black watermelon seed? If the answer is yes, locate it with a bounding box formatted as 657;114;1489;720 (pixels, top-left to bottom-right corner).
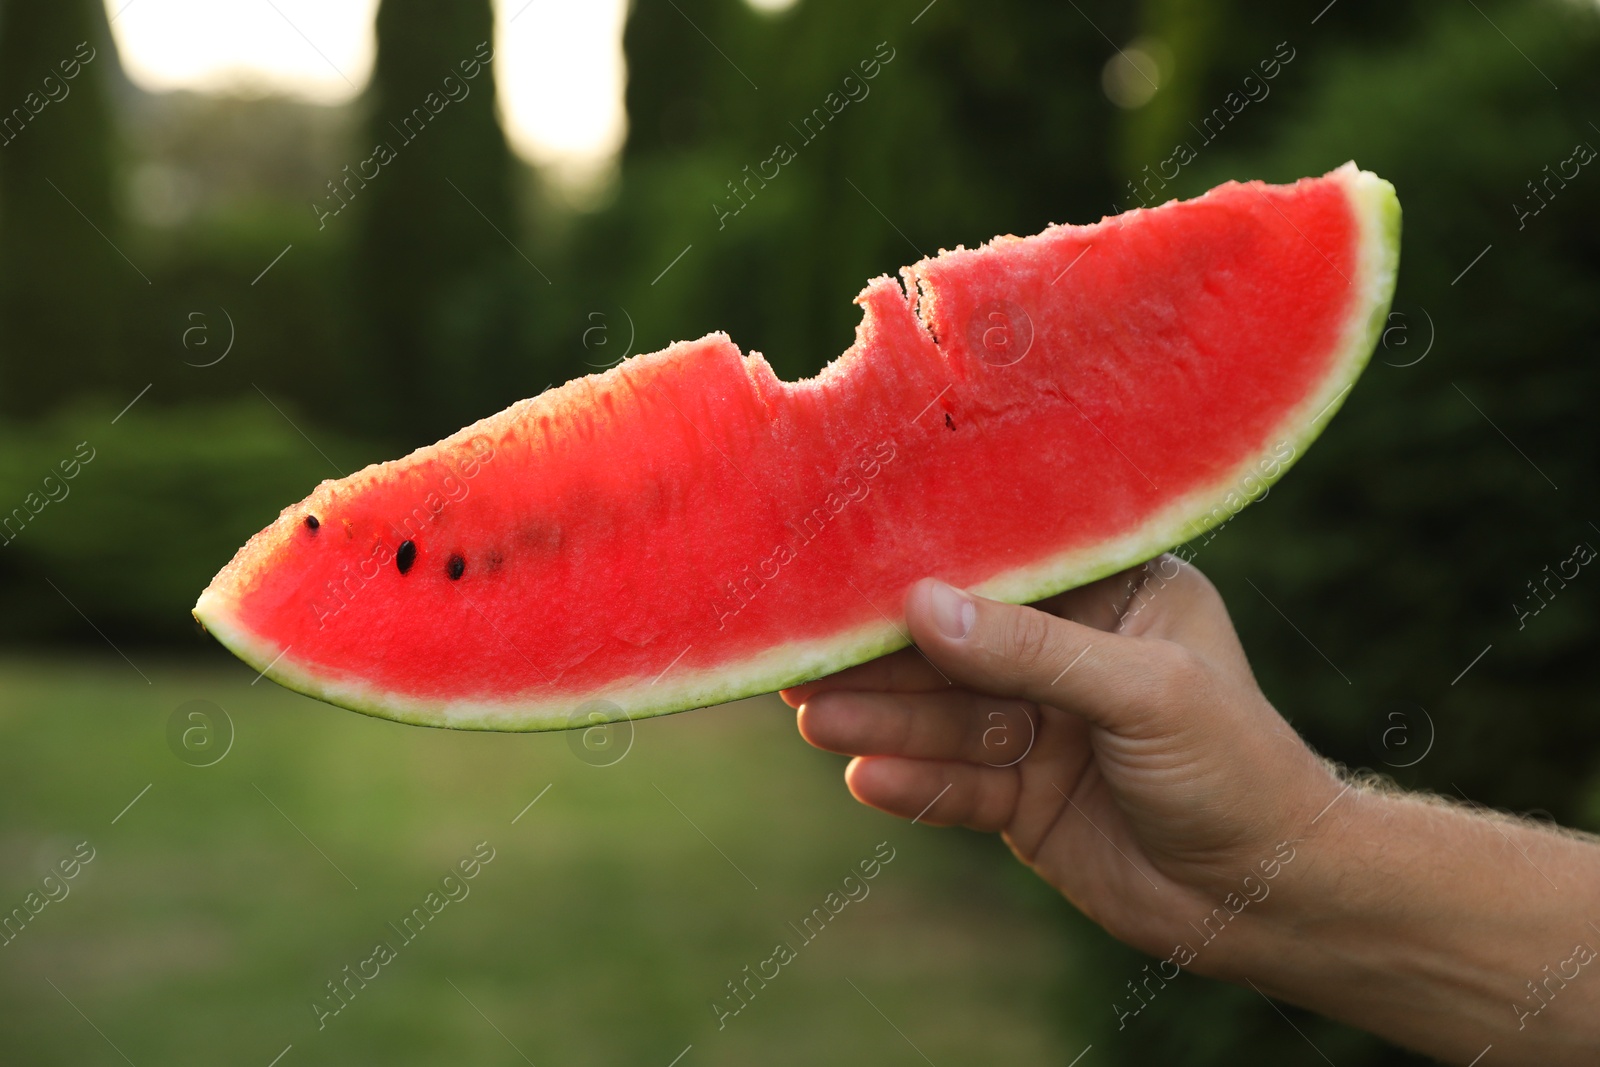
944;412;955;431
396;540;417;574
447;555;465;580
304;515;320;532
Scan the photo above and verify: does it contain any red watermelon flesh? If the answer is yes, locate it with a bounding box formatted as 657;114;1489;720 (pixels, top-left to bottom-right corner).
194;164;1399;731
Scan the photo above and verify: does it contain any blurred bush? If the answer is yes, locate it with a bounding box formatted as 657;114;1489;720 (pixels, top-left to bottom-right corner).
0;399;374;642
0;0;121;411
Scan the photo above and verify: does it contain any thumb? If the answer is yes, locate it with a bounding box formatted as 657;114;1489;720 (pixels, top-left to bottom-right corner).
904;577;1182;735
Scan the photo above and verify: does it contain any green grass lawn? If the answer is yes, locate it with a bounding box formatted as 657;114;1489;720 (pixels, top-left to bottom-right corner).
0;655;1086;1065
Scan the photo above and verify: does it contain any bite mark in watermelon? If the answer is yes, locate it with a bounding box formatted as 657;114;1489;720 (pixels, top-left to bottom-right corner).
194;164;1400;731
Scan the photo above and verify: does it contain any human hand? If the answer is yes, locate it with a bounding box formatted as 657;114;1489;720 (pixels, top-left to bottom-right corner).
782;556;1342;971
787;557;1600;1062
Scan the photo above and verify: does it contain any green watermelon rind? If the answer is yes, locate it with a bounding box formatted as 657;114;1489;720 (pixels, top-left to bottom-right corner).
196;165;1400;733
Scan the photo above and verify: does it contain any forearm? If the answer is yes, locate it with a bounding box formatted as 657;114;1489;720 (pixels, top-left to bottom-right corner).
1208;781;1600;1064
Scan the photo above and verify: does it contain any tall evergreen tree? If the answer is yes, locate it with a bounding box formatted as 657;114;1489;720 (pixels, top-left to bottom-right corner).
351;0;527;441
566;0;1131;385
0;0;121;416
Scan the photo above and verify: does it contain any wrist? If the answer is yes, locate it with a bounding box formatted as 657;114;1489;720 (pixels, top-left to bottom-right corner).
1199;781;1403;983
1175;767;1363;985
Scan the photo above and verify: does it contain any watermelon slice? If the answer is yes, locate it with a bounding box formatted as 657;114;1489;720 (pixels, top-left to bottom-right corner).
195;164;1399;732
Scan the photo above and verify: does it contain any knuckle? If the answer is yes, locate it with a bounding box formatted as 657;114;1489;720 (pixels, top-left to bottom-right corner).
1176;558;1223;604
969;773;1018;832
997;607;1058;677
973;703;1029;764
877;700;911;754
1146;642;1210;711
904;698;948;755
965;707;995;760
1161;554;1223;609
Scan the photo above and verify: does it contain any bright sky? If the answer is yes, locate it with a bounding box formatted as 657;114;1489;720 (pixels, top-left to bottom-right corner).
105;0;630;183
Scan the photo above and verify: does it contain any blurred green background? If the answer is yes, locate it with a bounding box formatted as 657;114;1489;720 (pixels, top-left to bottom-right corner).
2;0;1598;1062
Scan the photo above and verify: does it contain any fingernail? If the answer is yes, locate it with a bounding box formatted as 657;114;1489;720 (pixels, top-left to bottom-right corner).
928;580;976;640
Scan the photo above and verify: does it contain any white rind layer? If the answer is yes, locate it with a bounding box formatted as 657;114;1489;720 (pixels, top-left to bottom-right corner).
194;164;1400;732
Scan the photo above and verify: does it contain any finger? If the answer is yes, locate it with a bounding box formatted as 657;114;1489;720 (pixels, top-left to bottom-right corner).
1107;556;1249;667
844;756;1019;833
1030;562;1154;631
797;688;1037;765
779;646;949;708
904;577;1182;735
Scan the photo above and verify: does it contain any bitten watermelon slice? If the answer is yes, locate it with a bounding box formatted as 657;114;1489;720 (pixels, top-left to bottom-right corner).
195;164;1399;732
